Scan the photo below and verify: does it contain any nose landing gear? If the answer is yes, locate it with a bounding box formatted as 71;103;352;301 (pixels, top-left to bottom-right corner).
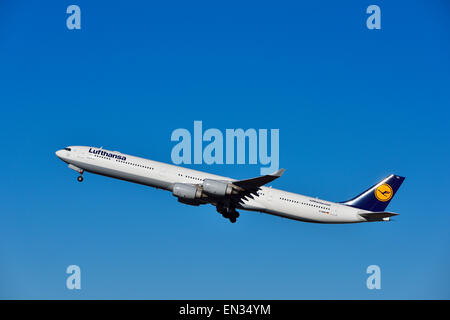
68;164;84;183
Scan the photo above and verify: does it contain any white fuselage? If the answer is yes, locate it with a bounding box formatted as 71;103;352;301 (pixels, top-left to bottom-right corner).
56;146;369;223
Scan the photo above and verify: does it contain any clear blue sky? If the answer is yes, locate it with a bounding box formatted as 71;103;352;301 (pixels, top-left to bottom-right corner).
1;0;449;299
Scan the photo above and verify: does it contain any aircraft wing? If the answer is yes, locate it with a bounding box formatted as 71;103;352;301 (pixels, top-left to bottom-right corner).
230;169;285;204
232;169;285;190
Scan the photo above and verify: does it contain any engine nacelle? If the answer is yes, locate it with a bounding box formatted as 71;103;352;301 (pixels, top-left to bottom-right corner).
203;179;233;197
172;183;202;199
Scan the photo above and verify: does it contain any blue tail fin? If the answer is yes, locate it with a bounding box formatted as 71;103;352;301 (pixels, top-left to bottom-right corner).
341;174;405;212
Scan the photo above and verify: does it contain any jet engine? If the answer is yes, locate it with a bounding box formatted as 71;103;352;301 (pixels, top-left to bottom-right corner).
202;179;234;197
172;183;202;200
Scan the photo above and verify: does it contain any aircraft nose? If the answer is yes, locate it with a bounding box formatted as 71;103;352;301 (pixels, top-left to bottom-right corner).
55;149;63;158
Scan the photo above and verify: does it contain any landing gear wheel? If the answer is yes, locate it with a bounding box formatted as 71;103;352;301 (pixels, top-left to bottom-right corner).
77;176;83;182
216;204;240;223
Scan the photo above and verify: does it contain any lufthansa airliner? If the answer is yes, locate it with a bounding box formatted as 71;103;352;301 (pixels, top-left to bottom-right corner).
56;146;405;224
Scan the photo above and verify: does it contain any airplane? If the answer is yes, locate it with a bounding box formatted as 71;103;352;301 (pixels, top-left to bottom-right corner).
55;146;405;224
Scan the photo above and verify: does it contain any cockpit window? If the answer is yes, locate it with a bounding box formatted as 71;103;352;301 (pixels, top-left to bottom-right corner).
64;148;72;151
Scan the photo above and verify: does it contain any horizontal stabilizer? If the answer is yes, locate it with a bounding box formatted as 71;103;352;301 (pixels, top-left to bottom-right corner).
359;211;399;221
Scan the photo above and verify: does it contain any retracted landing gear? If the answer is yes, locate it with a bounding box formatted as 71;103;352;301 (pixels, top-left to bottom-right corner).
216;204;240;223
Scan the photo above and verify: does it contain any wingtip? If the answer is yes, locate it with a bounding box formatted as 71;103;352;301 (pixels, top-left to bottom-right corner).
272;168;285;177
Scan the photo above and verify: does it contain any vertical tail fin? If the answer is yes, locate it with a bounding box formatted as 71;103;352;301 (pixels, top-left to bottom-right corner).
341;174;405;212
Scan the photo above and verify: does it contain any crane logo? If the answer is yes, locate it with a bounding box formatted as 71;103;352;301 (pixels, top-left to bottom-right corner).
375;184;393;202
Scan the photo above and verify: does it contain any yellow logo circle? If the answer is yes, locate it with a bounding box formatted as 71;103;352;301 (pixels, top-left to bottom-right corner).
375;184;393;202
